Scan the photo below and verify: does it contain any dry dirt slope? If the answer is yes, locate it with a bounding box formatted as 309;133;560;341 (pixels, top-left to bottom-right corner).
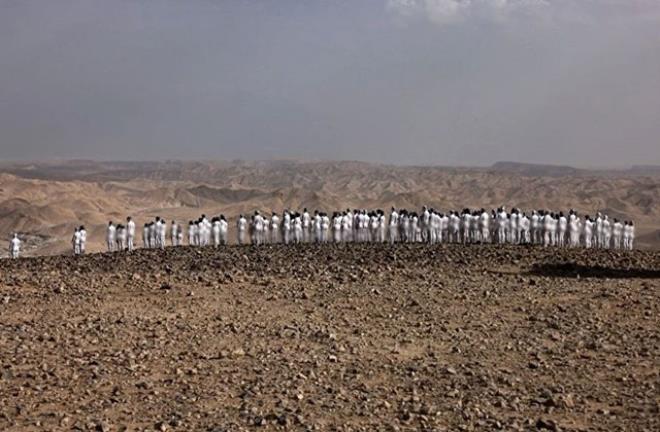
0;160;659;255
0;243;658;431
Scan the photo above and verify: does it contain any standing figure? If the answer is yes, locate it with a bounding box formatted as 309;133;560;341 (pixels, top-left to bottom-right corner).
143;223;150;248
302;208;311;243
127;217;136;251
9;233;21;259
212;217;221;246
612;219;623;249
237;215;247;245
283;211;292;245
79;226;87;254
106;221;116;252
116;225;127;251
293;213;303;243
583;216;594;248
389;208;399;244
188;221;196;246
219;215;228;245
270;212;280;243
72;227;82;255
171;221;179;246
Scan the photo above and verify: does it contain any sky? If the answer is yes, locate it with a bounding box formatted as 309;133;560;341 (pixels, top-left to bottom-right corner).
0;0;659;167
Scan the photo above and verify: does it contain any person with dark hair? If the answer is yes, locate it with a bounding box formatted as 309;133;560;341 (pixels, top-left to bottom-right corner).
116;224;127;251
219;215;228;245
72;227;81;255
212;217;221;246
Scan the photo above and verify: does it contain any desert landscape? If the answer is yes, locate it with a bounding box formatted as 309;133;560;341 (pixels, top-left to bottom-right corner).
0;161;657;430
0;243;658;431
3;2;659;430
1;160;659;256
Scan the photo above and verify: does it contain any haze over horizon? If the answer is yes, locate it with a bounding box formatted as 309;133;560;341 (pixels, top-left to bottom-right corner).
1;1;659;166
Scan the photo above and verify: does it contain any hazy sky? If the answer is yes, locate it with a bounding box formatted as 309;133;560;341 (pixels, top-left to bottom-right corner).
1;0;659;166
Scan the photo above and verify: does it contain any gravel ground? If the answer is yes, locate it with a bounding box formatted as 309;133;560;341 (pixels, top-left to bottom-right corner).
0;244;658;431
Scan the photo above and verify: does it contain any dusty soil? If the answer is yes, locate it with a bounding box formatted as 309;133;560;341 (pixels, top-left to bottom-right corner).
0;244;658;431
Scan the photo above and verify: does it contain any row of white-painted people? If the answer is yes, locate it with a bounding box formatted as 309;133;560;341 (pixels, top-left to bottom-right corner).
98;207;635;253
4;207;638;259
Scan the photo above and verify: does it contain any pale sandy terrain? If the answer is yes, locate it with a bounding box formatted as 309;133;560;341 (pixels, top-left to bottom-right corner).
0;160;658;256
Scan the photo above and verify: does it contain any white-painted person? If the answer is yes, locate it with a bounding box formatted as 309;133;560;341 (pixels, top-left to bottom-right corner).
148;221;157;248
520;213;530;244
389;208;399;244
236;215;247;245
188;221;196;246
612;219;623;249
197;219;205;246
79;226;87;254
9;233;21;259
530;211;540;245
497;209;507;244
557;212;568;247
176;224;183;246
421;207;431;243
479;209;490;244
541;212;552;247
270;212;280;243
292;213;302;244
212;217;221;246
602;216;612;249
203;215;212;246
378;210;387;243
321;212;331;243
441;212;450;244
219;215;228;245
170;221;179;246
332;212;342;243
143;223;150;248
72;227;82;255
568;211;579;248
106;221;116;252
127;217;136;251
154;218;163;248
400;211;410;243
411;212;420;243
595;213;604;248
583;216;594;248
117;224;127;251
263;216;271;244
302;209;311;243
509;210;519;244
314;211;322;243
283;211;292;245
626;221;635;250
159;219;167;249
428;210;439;244
449;212;459;243
341;211;352;242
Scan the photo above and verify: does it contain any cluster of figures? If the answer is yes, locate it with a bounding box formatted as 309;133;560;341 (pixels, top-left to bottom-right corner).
4;206;638;259
105;207;634;253
231;208;636;250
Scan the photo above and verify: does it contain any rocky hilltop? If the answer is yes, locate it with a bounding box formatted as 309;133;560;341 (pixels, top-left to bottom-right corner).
0;243;658;430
